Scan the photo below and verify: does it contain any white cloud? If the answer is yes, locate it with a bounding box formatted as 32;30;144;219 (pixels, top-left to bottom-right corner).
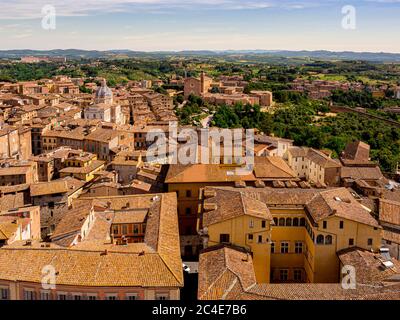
0;0;314;19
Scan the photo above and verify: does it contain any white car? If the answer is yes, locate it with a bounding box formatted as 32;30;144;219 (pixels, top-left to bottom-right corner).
182;263;191;273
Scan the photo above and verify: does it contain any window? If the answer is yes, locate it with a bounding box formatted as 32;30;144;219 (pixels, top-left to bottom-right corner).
294;269;302;281
278;218;285;226
279;269;289;281
295;242;303;254
133;225;139;234
40;291;50;300
249;219;254;228
220;234;230;243
258;235;262;244
273;218;278;225
280;242;289;254
87;294;97;300
368;238;373;246
248;234;253;241
122;225;128;235
262;220;266;228
316;235;324;244
126;294;138;300
156;294;169;301
185;227;192;235
340;221;344;229
349;238;354;246
271;242;275;254
323;221;327;229
113;225;119;234
0;287;9;300
293;218;299;226
286;218;292;226
186;190;192;198
106;294;118;300
57;293;67;300
300;218;306;226
24;289;36;300
73;294;82;300
325;235;333;245
185;208;191;215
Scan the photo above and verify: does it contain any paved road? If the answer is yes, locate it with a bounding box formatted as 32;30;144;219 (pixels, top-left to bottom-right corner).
201;114;213;128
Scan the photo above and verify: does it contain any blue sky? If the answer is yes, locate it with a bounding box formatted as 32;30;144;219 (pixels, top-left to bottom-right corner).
0;0;399;52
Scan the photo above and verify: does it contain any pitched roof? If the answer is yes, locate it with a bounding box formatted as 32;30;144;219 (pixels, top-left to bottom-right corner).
30;180;69;197
112;209;148;224
51;201;94;240
379;199;400;226
0;193;183;288
199;246;400;300
306;188;380;227
165;164;256;184
253;157;297;179
59;160;104;174
0;219;19;240
342;140;370;161
337;247;400;284
307;148;342;169
198;246;256;300
341;166;384;181
0;248;180;287
202;188;272;227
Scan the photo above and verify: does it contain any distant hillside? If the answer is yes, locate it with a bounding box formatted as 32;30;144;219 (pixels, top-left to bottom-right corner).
1;49;400;62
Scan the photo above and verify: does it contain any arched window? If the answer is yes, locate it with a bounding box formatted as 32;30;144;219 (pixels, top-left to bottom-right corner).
286;218;292;226
325;235;333;245
316;234;324;244
293;218;299;226
273;218;278;226
300;218;306;226
279;218;285;226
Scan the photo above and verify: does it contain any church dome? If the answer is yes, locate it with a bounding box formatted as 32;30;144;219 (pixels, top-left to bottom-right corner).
95;79;113;104
95;79;113;99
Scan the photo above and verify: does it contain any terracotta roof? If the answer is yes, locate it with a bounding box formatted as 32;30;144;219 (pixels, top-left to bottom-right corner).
379;199;400;226
0;219;19;240
307;148;342;168
198;246;256;300
209;186;320;207
342;140;370;161
199;246;400;300
112;209;148;224
51;202;94;241
341;166;384;181
338;247;400;284
30;180;69;197
165;164;256;184
0;193;183;288
253;157;297;179
72;193;183;286
59;160;105;174
0;247;181;287
383;230;400;244
306;188;380;227
0;193;25;212
202;188;272;227
85;128;118;142
288;146;309;158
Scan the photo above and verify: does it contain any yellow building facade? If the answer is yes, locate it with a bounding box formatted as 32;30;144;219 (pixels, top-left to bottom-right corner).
199;186;382;284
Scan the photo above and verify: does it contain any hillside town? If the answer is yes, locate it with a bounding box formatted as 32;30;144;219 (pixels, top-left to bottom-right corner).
0;70;399;302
